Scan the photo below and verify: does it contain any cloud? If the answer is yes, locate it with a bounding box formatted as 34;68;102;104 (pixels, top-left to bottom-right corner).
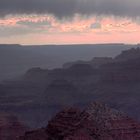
0;0;76;18
17;20;52;28
90;22;102;29
0;26;33;37
0;0;140;19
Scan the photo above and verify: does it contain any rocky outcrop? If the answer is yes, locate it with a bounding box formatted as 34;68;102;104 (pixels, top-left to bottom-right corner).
101;57;140;83
46;108;93;139
63;57;113;69
67;64;97;76
23;67;49;82
86;102;125;128
19;128;48;140
86;102;140;140
2;47;140;129
19;103;140;140
19;107;98;140
50;64;96;78
115;47;140;61
100;48;140;83
0;113;28;140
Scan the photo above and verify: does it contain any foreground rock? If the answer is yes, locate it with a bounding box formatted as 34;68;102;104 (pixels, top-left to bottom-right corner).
86;102;140;140
19;102;140;140
19;128;48;140
0;113;28;140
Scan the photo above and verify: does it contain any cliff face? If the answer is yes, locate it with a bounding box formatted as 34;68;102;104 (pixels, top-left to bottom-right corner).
0;113;28;140
19;128;48;140
86;102;140;140
46;108;93;140
101;57;140;83
19;103;140;140
23;67;49;82
100;48;140;83
115;47;140;61
2;47;140;128
63;57;113;69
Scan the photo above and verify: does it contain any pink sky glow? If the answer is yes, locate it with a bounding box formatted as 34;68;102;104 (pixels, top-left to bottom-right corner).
0;15;140;44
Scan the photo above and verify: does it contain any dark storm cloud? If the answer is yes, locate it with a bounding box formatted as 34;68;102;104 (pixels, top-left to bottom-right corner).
0;0;140;18
0;0;77;18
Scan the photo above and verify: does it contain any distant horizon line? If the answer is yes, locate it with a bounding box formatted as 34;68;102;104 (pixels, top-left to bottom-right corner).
0;43;140;46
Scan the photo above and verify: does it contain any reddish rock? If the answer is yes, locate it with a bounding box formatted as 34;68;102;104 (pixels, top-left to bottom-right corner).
18;103;140;140
46;107;114;140
0;113;28;140
64;129;93;140
86;102;140;140
46;107;92;139
106;118;140;140
19;128;48;140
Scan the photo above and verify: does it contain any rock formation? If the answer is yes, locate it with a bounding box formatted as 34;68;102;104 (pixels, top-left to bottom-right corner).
2;47;140;128
86;102;140;140
19;128;48;140
0;113;28;140
101;57;140;83
115;47;140;61
86;102;125;126
24;67;49;81
19;103;140;140
63;57;113;69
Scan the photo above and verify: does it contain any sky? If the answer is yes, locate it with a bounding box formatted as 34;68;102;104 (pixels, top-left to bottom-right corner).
0;0;140;44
